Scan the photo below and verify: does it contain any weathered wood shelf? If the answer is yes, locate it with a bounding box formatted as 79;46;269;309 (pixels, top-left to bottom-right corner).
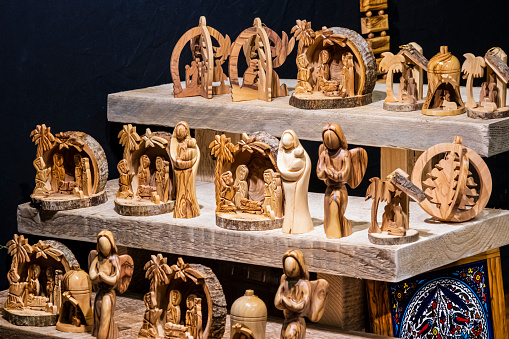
107;80;509;157
18;180;509;283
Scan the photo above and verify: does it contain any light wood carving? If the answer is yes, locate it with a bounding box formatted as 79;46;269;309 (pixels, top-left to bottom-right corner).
137;256;226;339
277;130;314;234
422;46;465;116
316;123;367;239
170;121;200;219
89;230;134;339
230;289;267;339
411;136;492;222
210;131;283;231
229;18;273;102
115;125;174;216
263;26;295;98
275;250;328;339
30;124;108;211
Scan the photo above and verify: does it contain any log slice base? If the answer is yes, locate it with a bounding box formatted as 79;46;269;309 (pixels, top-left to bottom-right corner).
383;100;424;112
467;106;509;120
368;229;419;245
216;212;283;231
31;191;107;211
114;198;175;216
3;308;58;327
289;93;372;109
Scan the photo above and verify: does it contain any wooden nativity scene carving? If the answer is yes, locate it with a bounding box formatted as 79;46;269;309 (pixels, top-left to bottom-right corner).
289;19;377;109
210;132;283;231
30;124;108;211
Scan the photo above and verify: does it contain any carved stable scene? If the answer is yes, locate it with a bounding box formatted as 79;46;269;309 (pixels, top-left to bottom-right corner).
230;290;267;339
170;16;231;99
289;19;376;109
137;256;226;339
422;46;465;116
114;124;175;216
463;47;509;119
4;235;78;327
30;124;108;211
210;132;283;231
380;42;428;111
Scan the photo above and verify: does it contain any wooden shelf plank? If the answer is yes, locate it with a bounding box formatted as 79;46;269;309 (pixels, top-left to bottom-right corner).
107;80;509;157
17;180;509;282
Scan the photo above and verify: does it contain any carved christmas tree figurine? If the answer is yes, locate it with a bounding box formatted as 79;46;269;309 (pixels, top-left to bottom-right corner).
137;256;227;339
170;121;200;219
89;231;134;339
210;131;284;231
289;19;376;109
463;47;509;119
316;123;367;239
275;250;328;339
422;46;465;116
411;136;492;222
170;16;231;98
381;42;428;111
29;124;108;211
4;235;79;327
114;124;175;216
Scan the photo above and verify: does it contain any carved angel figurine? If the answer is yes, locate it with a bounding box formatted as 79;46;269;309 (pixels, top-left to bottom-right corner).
275;250;328;339
33;157;51;195
138;291;161;339
316;123;367;239
89;230;133;339
170;121;200;218
116;159;134;199
277;130;314;234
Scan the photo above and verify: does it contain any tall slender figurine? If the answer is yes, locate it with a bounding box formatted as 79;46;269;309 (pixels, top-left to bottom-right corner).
277;130;313;234
275;250;328;339
170;121;200;218
89;231;133;339
316;123;367;239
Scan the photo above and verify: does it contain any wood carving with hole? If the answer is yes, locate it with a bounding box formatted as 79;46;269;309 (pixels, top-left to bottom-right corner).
170;121;200;219
422;46;465;116
89;231;133;339
411;136;492;222
365;169;424;245
137;256;226;339
4;234;78;327
209;131;283;231
229;18;273;102
231;289;267;339
463;47;509;119
275;250;328;339
289;19;376;109
114;124;175;216
30;124;108;211
171;17;231;98
316;123;367;239
381;43;428;111
263;26;295;98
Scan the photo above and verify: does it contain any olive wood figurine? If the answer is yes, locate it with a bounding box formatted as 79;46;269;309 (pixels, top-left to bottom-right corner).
275;250;328;339
170;121;200;219
277;130;314;234
30;124;108;211
231;290;267;339
89;231;134;339
316;123;367;239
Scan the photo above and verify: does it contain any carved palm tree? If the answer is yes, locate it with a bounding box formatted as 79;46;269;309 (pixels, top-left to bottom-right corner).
30;124;55;158
462;53;486;109
118;124;141;165
291;19;316;55
380;52;406;103
209;134;236;204
33;241;64;261
144;253;172;293
7;234;33;283
142;128;168;149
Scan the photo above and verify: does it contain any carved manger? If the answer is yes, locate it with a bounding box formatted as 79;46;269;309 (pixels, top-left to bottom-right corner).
209;132;284;231
289;20;377;109
30;124;108;211
137;256;226;339
4;235;78;326
114;124;175;216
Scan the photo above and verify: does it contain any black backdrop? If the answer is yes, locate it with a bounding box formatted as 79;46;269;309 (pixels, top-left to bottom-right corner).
1;0;509;291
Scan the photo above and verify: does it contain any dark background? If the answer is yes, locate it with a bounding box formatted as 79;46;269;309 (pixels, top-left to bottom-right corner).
1;0;509;307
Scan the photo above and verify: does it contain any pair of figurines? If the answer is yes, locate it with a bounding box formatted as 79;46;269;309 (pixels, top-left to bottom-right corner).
114;122;200;218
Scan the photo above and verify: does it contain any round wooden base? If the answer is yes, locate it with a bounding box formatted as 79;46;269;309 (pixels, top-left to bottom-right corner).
289;92;372;109
56;321;92;333
114;198;175;216
383;100;424;112
31;191;107;211
3;308;58;327
421;107;465;116
466;106;509;119
216;212;283;231
368;229;419;245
